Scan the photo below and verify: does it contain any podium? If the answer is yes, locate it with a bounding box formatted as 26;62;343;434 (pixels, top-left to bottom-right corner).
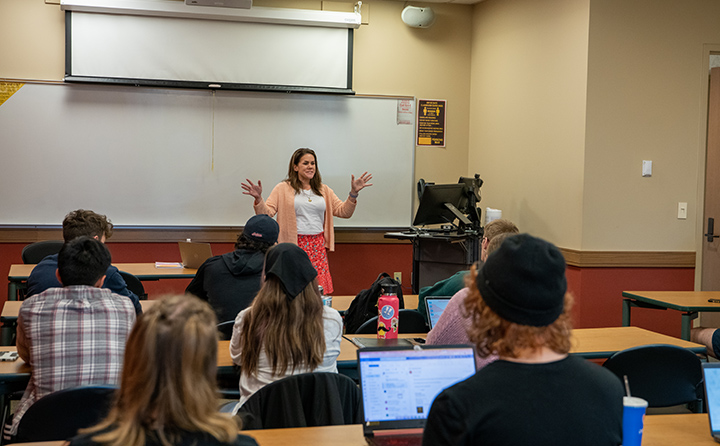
385;231;480;293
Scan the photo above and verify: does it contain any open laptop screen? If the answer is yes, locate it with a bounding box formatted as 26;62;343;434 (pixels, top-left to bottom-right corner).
425;297;452;330
703;362;720;436
358;346;476;431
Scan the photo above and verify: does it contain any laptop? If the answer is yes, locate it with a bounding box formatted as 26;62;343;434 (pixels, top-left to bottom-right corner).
357;345;477;445
177;241;213;269
704;362;720;443
424;296;452;330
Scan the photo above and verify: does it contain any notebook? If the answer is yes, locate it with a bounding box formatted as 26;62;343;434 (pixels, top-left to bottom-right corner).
357;345;477;446
424;296;452;330
177;241;213;269
703;362;720;443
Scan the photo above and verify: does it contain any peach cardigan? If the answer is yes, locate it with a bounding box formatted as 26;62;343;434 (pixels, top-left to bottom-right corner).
253;181;356;251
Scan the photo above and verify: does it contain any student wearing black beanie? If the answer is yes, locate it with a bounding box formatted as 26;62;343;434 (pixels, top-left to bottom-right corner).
423;234;624;446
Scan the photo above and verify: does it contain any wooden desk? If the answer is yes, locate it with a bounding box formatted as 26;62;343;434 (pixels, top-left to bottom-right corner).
622;291;720;340
6;414;717;445
8;263;198;301
331;295;419;312
569;326;707;358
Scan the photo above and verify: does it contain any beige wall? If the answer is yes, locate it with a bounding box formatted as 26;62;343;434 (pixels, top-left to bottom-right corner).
0;0;473;202
582;0;720;252
468;0;590;248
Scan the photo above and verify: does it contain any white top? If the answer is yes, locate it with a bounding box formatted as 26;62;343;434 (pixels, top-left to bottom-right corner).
294;189;326;235
229;305;343;408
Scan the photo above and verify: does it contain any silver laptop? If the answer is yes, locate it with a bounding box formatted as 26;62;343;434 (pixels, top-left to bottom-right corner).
424;296;452;330
357;345;476;446
178;241;213;269
703;362;720;443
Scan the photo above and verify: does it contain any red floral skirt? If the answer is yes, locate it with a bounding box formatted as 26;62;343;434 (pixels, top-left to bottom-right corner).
297;233;333;294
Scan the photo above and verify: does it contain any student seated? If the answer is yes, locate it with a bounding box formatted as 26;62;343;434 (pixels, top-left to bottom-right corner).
417;218;519;322
423;234;623;446
186;214;279;323
425;232;514;369
11;237;136;437
230;243;343;407
69;294;258;446
691;327;720;358
26;209;141;314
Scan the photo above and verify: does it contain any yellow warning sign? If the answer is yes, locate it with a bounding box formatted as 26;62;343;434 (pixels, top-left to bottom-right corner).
0;82;24;107
416;99;446;147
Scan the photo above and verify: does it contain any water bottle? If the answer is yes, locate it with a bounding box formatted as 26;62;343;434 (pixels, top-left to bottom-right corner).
319;285;332;307
377;283;399;339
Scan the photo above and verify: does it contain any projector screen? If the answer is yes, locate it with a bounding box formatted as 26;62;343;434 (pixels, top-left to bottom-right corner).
65;11;354;94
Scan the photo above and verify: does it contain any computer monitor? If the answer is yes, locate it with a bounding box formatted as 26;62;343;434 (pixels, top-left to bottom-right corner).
412;183;471;227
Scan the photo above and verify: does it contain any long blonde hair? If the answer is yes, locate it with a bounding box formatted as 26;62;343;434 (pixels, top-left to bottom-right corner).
82;294;238;446
239;278;325;376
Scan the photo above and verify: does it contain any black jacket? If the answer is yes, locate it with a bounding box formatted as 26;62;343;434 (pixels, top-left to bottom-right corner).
186;249;265;323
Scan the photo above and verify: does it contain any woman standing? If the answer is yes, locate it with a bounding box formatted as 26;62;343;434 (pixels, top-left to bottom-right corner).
241;148;372;294
68;294;257;446
230;243;343;407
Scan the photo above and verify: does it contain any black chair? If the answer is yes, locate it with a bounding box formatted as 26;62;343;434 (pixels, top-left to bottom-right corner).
217;320;235;341
118;271;148;300
14;385;117;443
21;240;64;264
603;344;705;413
354;309;429;334
236;372;362;430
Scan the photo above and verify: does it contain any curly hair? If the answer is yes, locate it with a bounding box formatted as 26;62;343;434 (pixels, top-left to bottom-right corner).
62;209;114;242
464;266;573;359
234;233;274;253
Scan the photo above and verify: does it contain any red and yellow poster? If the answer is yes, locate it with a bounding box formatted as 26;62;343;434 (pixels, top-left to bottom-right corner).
416;99;446;147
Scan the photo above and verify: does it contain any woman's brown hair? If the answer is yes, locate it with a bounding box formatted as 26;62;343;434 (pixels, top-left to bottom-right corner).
238;278;325;376
286;148;324;195
82;294;238;446
464;266;574;359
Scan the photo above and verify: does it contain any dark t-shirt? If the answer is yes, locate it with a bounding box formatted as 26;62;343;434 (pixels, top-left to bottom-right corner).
422;355;624;446
69;429;258;446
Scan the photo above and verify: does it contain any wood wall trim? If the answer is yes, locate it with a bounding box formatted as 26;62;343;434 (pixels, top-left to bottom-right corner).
560;248;696;268
0;227;695;267
0;226;409;244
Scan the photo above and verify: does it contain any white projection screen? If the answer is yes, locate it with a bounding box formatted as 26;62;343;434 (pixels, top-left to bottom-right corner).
65;10;354;93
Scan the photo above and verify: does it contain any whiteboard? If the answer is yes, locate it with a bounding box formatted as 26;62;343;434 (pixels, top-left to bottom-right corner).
0;83;415;227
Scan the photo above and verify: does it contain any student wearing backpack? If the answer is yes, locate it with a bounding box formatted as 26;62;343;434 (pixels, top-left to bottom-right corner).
241;148;372;294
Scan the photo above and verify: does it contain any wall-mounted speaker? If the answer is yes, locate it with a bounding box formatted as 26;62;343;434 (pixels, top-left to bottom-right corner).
401;6;435;28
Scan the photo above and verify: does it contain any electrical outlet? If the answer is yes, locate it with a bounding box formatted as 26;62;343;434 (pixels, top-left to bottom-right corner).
394;272;402;284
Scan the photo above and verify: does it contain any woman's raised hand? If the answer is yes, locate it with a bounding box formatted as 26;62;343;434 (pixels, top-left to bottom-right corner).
351;172;373;194
241;179;263;203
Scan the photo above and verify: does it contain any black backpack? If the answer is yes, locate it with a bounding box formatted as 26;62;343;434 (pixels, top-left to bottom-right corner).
344;273;404;334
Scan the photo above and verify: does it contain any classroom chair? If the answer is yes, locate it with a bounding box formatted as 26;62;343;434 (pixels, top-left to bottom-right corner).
354;309;429;334
217;320;235;341
602;344;705;413
236;372;362;430
13;385;117;443
21;240;64;264
118;271;148;300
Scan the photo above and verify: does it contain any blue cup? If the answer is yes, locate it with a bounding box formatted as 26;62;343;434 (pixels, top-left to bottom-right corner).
622;396;648;446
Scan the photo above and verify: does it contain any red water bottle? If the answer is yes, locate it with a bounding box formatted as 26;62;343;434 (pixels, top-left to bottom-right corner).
377;283;400;339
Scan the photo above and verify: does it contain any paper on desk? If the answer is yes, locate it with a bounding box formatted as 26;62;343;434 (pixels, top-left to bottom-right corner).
155;262;183;268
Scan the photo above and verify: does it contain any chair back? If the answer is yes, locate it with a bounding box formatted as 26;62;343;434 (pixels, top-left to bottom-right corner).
21;240;64;264
354;309;429;334
217;320;235;341
118;271;147;300
237;372;362;430
603;344;704;412
14;385;117;442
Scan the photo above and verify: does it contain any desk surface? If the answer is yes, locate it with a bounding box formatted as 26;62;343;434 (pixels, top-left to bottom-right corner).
8;414;716;446
2;300;158;320
337;326;706;364
8;263;198;280
623;291;720;312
